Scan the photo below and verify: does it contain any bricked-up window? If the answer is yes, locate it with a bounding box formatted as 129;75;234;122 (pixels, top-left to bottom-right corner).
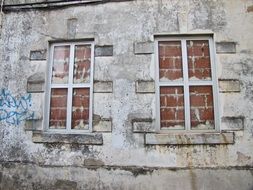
156;36;219;131
46;42;94;133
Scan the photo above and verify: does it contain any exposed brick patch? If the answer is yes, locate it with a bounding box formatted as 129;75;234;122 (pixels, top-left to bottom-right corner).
160;86;185;129
187;40;212;80
190;86;215;130
159;41;183;81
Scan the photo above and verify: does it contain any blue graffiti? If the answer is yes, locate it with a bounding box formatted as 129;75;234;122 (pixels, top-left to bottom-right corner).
0;89;34;125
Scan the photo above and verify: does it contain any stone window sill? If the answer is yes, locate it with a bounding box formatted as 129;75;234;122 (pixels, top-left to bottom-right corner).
145;132;234;145
32;132;103;145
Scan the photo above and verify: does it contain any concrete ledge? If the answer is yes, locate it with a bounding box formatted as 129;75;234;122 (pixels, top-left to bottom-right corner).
27;72;45;93
95;45;113;57
32;132;103;145
94;81;113;93
219;79;240;93
145;132;234;145
221;116;244;131
30;49;47;60
93;119;112;132
132;118;155;133
134;41;154;54
135;81;155;93
216;42;236;54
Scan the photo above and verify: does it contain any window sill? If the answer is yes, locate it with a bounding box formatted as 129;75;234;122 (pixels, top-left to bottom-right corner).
145;132;234;145
32;132;103;145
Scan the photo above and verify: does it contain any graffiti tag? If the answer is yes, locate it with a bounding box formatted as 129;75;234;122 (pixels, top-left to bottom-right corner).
0;89;34;125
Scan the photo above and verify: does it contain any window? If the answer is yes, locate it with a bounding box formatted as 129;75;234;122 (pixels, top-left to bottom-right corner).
155;35;219;132
45;42;94;133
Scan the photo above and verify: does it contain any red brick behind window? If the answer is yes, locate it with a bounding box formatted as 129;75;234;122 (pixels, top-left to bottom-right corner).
160;86;185;129
72;88;90;129
190;86;214;129
159;41;183;81
49;88;68;129
187;40;212;80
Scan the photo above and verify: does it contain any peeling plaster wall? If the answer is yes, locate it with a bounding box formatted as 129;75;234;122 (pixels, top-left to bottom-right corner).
0;0;253;189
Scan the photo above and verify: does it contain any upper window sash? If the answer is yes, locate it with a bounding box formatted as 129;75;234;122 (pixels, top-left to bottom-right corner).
155;36;220;133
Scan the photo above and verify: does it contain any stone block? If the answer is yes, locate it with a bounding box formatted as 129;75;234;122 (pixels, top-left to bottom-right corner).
135;80;155;93
132;118;155;133
32;132;103;145
83;158;104;166
95;45;113;57
221;116;244;131
145;132;234;145
30;49;47;60
93;119;112;132
134;41;154;54
247;5;253;12
219;79;240;93
67;18;77;39
94;81;113;93
54;180;77;190
25;119;43;131
216;42;236;54
27;72;45;93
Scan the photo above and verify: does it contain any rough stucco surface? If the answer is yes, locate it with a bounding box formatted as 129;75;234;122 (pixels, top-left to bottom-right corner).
0;0;253;189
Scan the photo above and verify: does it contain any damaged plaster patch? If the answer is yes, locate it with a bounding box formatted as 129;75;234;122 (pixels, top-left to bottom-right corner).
67;18;78;39
237;151;251;163
188;0;226;31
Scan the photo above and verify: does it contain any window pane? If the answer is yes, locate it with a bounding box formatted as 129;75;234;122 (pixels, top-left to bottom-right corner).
72;88;90;130
159;41;183;82
187;40;212;80
190;86;215;130
52;46;70;84
49;88;67;129
73;45;91;83
160;86;185;129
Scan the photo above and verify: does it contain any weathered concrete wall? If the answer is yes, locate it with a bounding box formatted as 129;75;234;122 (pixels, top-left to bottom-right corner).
0;0;253;189
1;163;253;190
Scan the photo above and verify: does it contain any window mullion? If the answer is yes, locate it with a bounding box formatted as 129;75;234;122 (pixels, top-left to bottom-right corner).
66;44;75;132
46;44;55;131
88;43;94;132
209;38;220;131
181;40;191;131
155;40;161;132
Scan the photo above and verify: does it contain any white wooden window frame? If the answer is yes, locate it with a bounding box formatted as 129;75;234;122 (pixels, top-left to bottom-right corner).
155;36;220;133
44;41;94;134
